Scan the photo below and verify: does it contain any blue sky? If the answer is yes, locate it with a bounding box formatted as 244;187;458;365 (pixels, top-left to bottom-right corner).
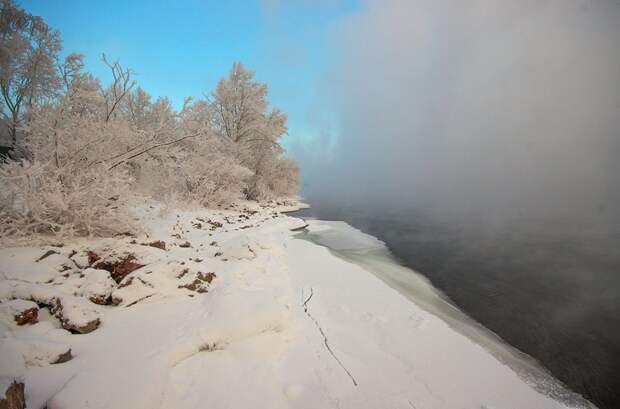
21;0;360;150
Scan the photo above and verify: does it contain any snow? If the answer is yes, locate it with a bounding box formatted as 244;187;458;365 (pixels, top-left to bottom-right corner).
0;201;594;409
219;235;257;260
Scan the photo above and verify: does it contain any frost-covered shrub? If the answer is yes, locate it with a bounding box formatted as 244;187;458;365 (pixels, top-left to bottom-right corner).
245;156;300;201
267;157;300;198
0;82;139;242
0;159;134;241
184;155;252;207
134;134;252;207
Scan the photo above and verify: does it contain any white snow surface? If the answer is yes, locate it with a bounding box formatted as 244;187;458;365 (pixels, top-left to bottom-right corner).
0;200;593;409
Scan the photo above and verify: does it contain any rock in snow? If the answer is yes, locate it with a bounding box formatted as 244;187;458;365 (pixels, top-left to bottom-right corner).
51;297;100;334
0;300;38;326
0;380;25;409
7;337;72;366
13;308;37;326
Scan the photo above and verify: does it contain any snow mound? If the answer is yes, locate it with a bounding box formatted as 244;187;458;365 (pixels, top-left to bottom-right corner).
74;268;116;305
7;336;71;366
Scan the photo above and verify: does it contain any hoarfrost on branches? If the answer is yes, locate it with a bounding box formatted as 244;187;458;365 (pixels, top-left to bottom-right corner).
0;2;299;243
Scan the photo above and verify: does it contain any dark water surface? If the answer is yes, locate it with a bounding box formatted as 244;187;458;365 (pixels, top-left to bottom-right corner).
291;203;620;409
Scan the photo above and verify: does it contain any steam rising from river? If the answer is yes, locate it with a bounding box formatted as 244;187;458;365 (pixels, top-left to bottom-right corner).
297;0;620;230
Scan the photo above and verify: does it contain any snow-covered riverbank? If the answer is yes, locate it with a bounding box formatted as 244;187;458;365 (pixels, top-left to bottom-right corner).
0;203;594;408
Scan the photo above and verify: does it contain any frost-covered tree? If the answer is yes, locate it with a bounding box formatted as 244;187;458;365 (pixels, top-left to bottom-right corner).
0;0;61;146
0;7;299;243
211;62;297;200
212;62;269;144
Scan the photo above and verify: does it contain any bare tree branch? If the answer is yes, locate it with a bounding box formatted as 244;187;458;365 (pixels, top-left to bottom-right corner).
101;54;136;122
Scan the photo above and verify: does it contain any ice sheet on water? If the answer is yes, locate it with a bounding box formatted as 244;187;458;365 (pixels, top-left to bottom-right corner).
303;220;385;251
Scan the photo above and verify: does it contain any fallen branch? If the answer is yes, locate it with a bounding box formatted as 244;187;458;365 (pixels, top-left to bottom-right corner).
125;294;154;308
108;132;201;170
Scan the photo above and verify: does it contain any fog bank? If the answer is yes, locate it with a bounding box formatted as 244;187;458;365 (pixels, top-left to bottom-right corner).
297;0;620;230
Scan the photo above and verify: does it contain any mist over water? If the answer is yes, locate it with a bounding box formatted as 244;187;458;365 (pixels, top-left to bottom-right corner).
296;0;620;224
291;0;620;407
